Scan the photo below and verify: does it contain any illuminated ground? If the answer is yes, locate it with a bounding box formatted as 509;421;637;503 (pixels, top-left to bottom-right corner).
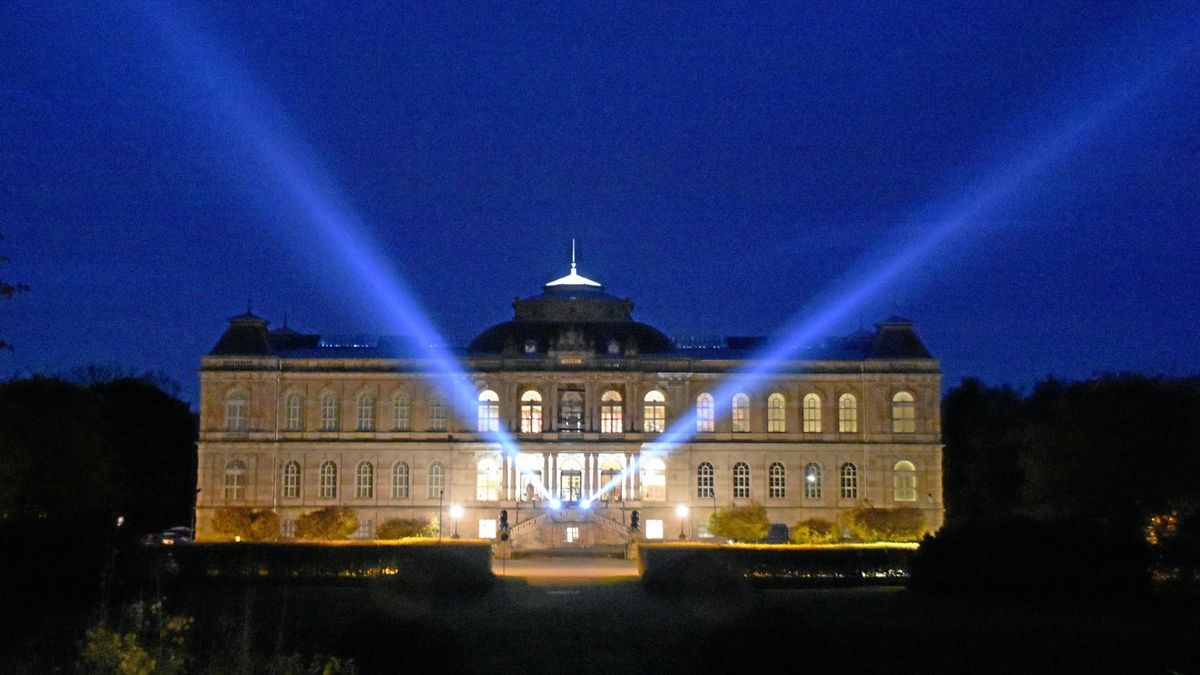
492;557;638;584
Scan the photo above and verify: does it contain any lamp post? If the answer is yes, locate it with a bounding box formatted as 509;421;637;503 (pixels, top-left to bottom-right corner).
438;489;444;542
676;504;689;540
450;504;463;539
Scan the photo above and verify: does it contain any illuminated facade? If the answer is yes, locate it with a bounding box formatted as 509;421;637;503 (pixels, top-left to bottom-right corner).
196;262;943;548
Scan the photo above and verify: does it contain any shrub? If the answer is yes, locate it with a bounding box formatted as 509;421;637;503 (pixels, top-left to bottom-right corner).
790;518;839;544
377;518;432;540
845;506;925;542
211;507;280;541
708;502;770;542
296;507;358;540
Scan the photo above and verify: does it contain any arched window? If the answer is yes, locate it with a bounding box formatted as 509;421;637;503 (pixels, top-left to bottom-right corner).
641;458;666;501
838;394;858;433
393;394;410;431
391;462;410;499
559;390;584;431
733;462;751;499
429;396;447;432
357;395;376;432
520;390;543;434
769;462;786;499
281;461;300;498
319;461;337;499
802;393;821;433
643;390;666;433
225;393;248;432
224;460;246;500
767;393;786;432
285;394;304;432
892;391;915;433
600;390;623;434
840;462;858;500
427;462;445;499
893;460;917;502
477;389;500;432
731;394;751;432
804;463;823;500
320;394;338;431
476;457;501;501
356;461;374;498
696;393;715;432
697;462;714;499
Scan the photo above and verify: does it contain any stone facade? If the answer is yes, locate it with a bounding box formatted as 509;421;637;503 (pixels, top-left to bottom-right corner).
196;266;943;547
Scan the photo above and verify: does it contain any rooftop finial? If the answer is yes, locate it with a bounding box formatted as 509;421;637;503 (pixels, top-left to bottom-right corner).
571;238;577;273
545;238;602;288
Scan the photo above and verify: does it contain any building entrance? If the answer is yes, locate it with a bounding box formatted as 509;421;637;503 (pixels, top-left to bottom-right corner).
560;470;581;501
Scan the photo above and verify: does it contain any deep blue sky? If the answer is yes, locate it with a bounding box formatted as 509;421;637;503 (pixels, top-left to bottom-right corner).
2;2;1198;405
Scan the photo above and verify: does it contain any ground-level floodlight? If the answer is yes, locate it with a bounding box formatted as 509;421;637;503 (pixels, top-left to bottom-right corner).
450;504;464;539
676;504;689;540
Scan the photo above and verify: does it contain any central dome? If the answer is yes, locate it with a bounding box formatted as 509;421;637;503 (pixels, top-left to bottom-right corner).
467;257;674;356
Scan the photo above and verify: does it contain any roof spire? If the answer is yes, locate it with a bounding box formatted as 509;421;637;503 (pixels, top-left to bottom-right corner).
545;239;602;287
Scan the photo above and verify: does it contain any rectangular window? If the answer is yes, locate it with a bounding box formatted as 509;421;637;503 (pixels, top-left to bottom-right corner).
645;520;664;540
479;519;497;539
643;405;665;433
478;403;499;432
285;397;303;431
769;472;785;499
354;520;374;539
521;405;543;433
320;397;338;431
731;408;749;432
430;400;447;432
894;475;917;502
394;397;410;431
600;405;622;433
357;398;375;431
564;526;580;543
839;405;857;433
803;403;821;433
280;519;295;538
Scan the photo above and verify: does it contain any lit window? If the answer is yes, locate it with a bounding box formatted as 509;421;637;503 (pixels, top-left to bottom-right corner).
838;394;858;433
565;526;580;543
282;461;300;499
520;390;543;433
479;519;497;539
524;339;537;354
643;390;666;433
767;393;786;433
733;462;750;499
840;463;858;500
429;396;447;432
477;389;500;432
893;460;917;502
225;393;248;432
803;393;821;433
600;390;623;433
607;339;621;355
357;395;376;432
769;462;786;499
641;458;666;501
356;461;374;499
224;460;246;500
804;463;822;500
697;462;714;499
695;393;714;432
319;461;337;499
892;391;916;433
731;394;750;432
393;394;411;431
392;462;410;499
476;458;500;501
320;394;338;431
285;394;304;431
600;460;622;501
559;390;584;431
427;462;444;499
645;519;664;540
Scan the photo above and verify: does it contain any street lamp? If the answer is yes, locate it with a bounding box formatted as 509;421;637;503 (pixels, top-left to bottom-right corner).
450;504;463;539
676;504;689;540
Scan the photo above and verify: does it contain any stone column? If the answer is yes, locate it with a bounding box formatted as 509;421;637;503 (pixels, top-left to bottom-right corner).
542;453;550;497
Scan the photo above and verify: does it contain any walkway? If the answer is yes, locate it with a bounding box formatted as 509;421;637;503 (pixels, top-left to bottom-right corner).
492;557;639;584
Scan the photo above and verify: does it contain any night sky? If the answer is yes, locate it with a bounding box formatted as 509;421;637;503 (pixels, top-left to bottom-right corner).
2;2;1198;406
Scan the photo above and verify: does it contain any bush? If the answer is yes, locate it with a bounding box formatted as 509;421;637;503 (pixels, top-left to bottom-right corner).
296;507;358;540
790;518;839;544
377;518;432;540
211;507;280;541
845;506;925;542
708;502;770;542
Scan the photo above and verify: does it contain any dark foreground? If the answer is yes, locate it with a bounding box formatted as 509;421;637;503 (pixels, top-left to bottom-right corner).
152;578;1199;674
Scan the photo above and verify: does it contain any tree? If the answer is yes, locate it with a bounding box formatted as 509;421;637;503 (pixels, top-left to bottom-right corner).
707;502;770;542
845;506;926;542
296;507;358;540
211;507;279;541
790;518;838;544
942;378;1025;521
0;232;30;351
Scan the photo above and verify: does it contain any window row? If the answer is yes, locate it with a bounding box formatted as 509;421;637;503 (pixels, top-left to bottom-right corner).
225;389;918;435
225;460;445;501
697;460;917;502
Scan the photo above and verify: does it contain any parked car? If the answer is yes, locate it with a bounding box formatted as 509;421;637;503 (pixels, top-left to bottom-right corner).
159;526;193;545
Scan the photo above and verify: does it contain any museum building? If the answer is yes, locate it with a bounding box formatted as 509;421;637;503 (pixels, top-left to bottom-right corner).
195;259;943;548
